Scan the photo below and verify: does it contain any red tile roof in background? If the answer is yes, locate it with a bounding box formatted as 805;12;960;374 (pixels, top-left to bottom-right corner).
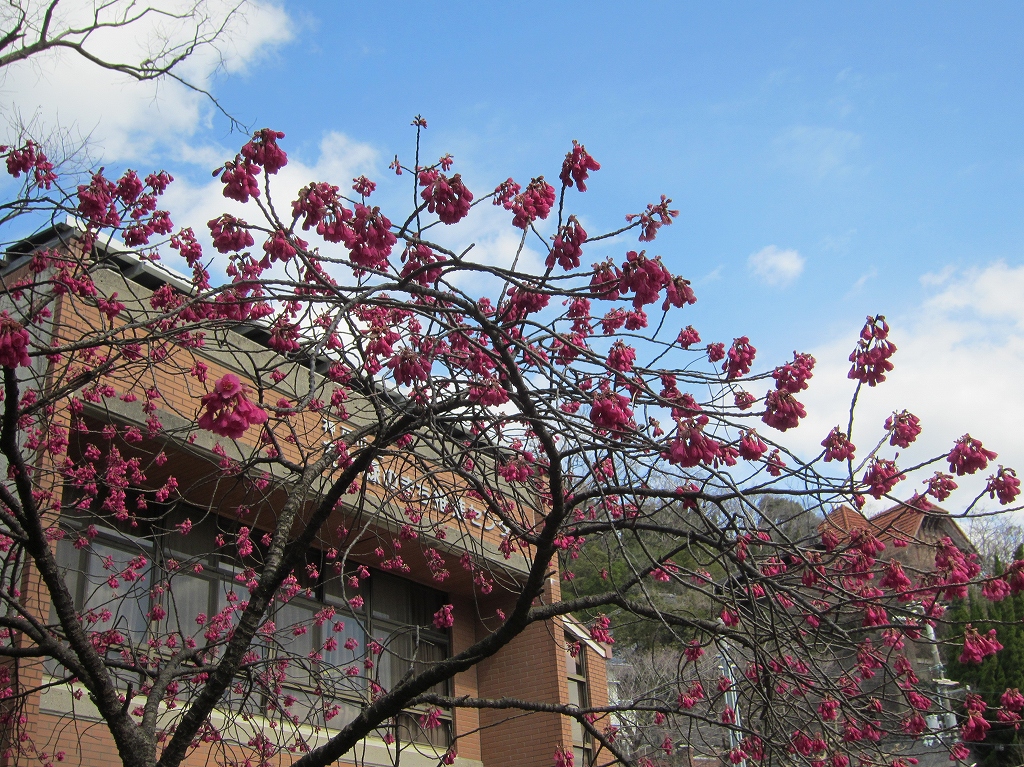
820;501;972;549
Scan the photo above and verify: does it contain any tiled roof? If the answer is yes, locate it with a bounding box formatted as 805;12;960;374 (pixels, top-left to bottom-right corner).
819;500;974;551
868;503;928;541
820;504;871;534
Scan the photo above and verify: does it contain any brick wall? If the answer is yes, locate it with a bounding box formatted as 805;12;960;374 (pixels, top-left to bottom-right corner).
2;253;604;767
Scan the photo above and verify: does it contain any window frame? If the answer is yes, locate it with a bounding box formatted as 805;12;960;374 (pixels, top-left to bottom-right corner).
52;500;454;748
566;631;593;767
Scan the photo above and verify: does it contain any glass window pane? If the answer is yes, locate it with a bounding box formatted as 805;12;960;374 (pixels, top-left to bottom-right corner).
276;601;317;684
568;679;582;707
371;572;411;624
323;614;368;667
84;541;151;641
409;583;444;628
161;507;217;561
415;639;449;696
396;711;451;748
53;538;82;612
164;572;211;634
373;629;414;693
571;718;584;745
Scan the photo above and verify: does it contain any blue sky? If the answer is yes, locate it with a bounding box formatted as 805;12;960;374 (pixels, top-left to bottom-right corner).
5;1;1024;508
213;2;1024;353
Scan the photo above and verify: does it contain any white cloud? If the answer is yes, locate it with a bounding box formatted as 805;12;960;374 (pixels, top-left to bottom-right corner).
920;264;956;287
791;261;1024;513
847;267;877;295
161;129;379;277
747;245;805;287
773;125;862;180
0;0;292;163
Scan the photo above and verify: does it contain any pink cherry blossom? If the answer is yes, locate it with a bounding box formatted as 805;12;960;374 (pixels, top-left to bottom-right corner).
948;434;997;476
863;458;903;499
723;337;756;379
208;215;254;254
4;140;56;188
620;250;670;309
589;614;614;644
821;427;855;463
982;577;1012;601
665;418;722;467
590;259;622;300
772;352;816;393
0;313;31;368
606;341;636;373
548;216;587;271
509;176;556;229
885;410;922;448
560;140;601;191
987;466;1021;505
77;171;120;227
924;471;958;501
342;204;397;272
216;157;260;203
352;175;376;197
420;170;474;224
240;129;287;174
400;243;446;285
738;431;768;461
734;390;756;410
677;325;701;348
959;625;1002;665
492;178;521;208
432;604;454;629
848;315;896;386
762;389;806;431
197;374;268;440
387;349;431;386
628;195;678;242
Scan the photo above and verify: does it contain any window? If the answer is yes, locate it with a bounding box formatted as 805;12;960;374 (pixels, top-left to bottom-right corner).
49;501;452;747
367;571;452;747
566;632;592;767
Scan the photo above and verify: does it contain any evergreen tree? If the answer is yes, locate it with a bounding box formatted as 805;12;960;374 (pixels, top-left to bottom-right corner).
946;547;1024;766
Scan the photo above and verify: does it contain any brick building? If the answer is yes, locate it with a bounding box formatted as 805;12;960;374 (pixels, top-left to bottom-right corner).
0;223;612;767
819;501;973;766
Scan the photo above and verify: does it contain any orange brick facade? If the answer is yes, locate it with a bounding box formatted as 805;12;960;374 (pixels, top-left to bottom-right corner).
1;230;612;767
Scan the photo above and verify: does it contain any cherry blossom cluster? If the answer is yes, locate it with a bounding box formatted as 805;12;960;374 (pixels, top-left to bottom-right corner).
419;169;474;224
987;466;1021;505
2;140;56;188
197;374;269;439
215;128;287;204
548;216;587;271
559;140;601;191
503;176;556;229
848;315;896;386
760;351;815;432
0;313;31;369
821;427;855;463
723;336;756;379
628;195;679;241
76;168;173;245
947;433;997;476
884;410;921;449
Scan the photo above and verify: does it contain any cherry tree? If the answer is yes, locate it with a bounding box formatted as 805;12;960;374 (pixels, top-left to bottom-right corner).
0;0;253;122
0;118;1021;767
